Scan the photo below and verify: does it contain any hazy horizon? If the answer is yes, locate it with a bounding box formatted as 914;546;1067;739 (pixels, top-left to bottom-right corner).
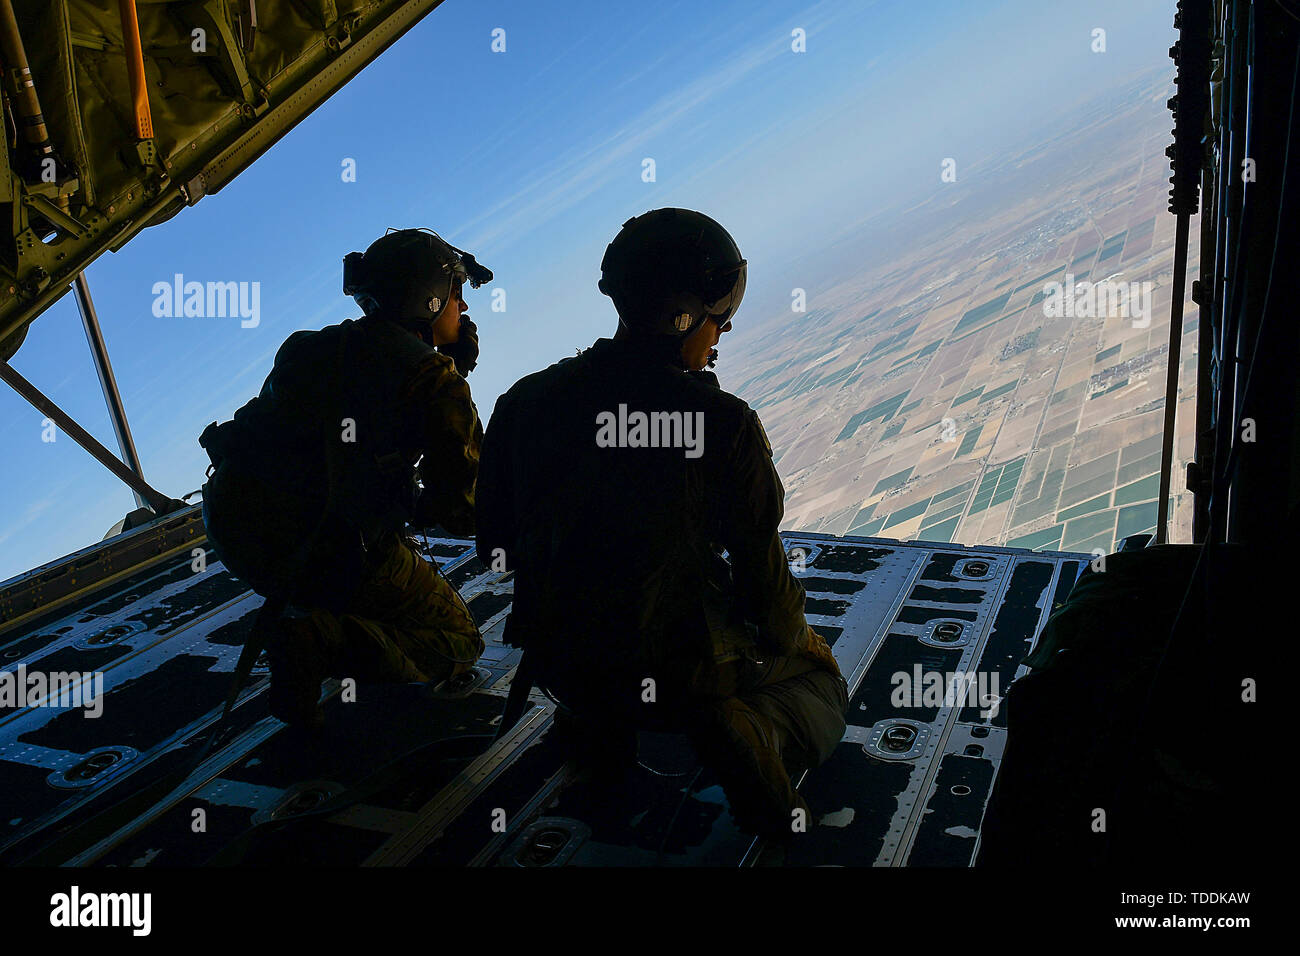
1;0;1179;582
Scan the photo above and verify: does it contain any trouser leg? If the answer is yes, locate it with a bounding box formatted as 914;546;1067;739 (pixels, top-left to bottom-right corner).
684;622;849;775
741;659;849;774
677;631;848;838
308;536;485;684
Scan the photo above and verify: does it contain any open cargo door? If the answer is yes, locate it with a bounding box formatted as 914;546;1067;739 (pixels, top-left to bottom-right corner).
0;0;446;361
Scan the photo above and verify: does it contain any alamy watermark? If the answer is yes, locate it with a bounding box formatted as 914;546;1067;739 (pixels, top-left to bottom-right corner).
891;666;1001;718
50;886;150;936
595;404;705;459
151;273;260;328
1042;274;1154;328
0;666;104;717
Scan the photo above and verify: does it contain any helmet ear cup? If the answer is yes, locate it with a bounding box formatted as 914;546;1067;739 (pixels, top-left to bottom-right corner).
660;290;707;337
613;290;707;338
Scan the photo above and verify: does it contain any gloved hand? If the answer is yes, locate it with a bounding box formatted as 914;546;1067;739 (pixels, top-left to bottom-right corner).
438;316;479;376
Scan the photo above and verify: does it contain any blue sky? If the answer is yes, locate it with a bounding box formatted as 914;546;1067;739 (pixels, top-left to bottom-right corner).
0;0;1176;582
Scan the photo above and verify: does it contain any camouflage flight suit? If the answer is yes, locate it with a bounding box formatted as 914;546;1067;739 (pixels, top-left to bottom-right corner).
201;313;484;685
475;336;848;775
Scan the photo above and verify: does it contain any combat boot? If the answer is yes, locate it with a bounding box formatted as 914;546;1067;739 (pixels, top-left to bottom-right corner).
267;616;331;730
691;697;810;841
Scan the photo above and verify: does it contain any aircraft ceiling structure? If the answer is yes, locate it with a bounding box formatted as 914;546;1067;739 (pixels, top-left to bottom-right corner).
0;0;446;361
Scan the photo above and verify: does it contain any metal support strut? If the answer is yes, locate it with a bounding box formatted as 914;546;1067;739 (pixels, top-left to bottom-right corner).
1155;213;1191;543
73;273;148;510
0;359;176;516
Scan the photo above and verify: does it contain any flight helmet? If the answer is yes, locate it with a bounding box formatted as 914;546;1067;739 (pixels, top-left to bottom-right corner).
599;208;746;338
343;228;492;321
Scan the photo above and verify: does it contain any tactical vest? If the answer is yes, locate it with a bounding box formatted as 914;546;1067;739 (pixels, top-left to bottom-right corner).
200;315;435;543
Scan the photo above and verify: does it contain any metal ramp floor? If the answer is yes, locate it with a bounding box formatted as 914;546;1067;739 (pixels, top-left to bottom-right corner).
0;507;1083;866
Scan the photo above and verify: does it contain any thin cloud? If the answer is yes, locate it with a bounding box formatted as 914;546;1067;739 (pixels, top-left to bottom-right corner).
450;0;853;253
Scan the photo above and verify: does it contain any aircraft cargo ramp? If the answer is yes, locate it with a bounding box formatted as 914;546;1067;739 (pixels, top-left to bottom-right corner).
0;504;1084;867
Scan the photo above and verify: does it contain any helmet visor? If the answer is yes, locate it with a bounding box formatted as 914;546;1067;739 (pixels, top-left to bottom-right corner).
704;260;746;328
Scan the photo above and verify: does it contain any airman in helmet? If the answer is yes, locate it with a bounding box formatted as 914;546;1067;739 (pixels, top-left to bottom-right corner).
475;209;847;839
199;228;491;729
